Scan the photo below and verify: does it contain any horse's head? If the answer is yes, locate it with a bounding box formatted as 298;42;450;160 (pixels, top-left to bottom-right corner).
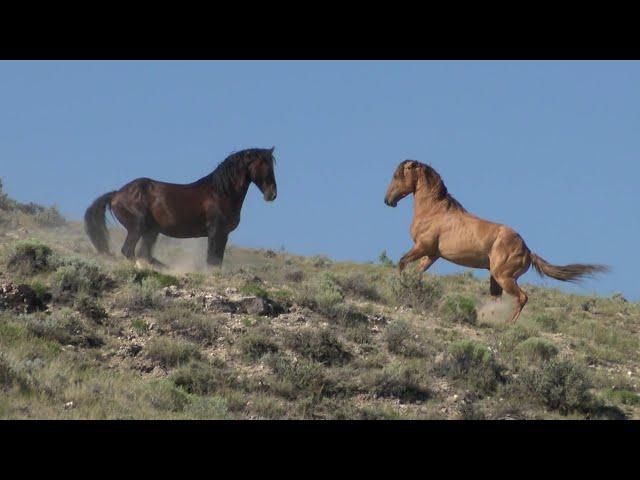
248;147;277;201
384;160;422;207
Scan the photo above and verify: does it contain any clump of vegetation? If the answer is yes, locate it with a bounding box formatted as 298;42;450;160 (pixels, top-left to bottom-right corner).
239;329;280;360
283;269;304;283
117;277;164;311
385;270;443;313
0;180;65;227
133;269;179;288
439;295;477;325
438;340;502;394
23;308;103;347
145;337;200;368
4;239;53;275
0;352;32;391
32;206;66;228
297;272;344;313
370;361;430;402
157;305;220;344
515;337;558;363
240;282;269;299
519;359;592;414
603;388;640;406
52;255;114;299
285;327;351;366
73;293;108;323
171;359;238;395
183;395;232;419
265;354;327;400
499;324;535;352
533;313;560;332
143;380;191;413
378;250;394;268
383;319;428;357
334;271;381;302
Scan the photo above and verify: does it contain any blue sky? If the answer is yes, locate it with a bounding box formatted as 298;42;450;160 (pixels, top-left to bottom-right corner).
1;61;638;300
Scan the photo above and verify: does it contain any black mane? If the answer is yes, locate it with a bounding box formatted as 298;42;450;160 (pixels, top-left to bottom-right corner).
197;148;272;196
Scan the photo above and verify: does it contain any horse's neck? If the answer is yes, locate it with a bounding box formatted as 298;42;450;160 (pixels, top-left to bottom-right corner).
412;183;453;216
225;173;252;204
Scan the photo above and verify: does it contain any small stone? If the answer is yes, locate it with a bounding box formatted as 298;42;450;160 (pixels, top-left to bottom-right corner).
64;401;74;410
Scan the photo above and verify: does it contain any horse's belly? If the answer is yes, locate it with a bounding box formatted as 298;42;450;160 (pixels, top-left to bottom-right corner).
440;248;490;269
160;226;208;238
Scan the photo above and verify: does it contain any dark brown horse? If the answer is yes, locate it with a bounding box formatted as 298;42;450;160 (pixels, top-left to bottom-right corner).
84;147;277;268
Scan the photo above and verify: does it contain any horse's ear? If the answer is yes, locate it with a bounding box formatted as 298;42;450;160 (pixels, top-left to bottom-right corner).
269;146;275;153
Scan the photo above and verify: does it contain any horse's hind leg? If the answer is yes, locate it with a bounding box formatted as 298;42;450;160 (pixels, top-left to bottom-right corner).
490;276;503;301
121;228;142;261
139;230;167;269
493;275;528;324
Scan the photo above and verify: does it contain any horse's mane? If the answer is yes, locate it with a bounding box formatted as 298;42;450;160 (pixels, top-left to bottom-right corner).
417;162;467;212
196;148;272;195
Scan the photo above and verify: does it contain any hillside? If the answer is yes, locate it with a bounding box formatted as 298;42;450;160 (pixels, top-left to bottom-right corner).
1;187;639;419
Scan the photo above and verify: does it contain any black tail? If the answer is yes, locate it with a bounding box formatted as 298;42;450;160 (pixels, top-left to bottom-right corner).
84;191;116;254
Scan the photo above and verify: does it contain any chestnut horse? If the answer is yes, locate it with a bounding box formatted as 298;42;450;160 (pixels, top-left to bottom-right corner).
384;160;608;323
85;147;277;268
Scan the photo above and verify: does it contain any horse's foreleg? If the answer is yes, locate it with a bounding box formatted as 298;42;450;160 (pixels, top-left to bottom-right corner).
206;221;228;267
398;245;427;273
417;255;439;275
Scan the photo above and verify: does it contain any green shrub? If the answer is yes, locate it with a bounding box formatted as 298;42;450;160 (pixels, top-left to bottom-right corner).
0;352;31;391
73;293;108;323
297;273;344;313
240;282;269;299
439;295;477;325
386;271;443;313
239;330;280;361
171;359;237;395
334;272;381;302
438;340;502;394
378;250;394;268
499;324;535;351
285;327;351;366
118;277;164;311
515;337;558;363
533;313;560;332
4;239;53;275
519;359;592;414
143;380;190;413
52;256;113;299
265;354;326;400
603;389;640;406
283;269;304;282
33;206;66;228
384;319;427;357
145;337;200;368
184;395;232;419
370;361;430;402
23;308;103;347
157;306;220;344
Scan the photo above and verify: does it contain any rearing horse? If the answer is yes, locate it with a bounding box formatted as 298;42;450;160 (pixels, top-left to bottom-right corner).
384;160;609;323
84;147;277;267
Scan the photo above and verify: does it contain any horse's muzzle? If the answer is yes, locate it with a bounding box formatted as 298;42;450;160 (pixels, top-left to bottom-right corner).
264;187;277;202
384;197;397;208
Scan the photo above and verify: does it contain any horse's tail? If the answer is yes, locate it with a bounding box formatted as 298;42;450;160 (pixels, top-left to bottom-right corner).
530;252;609;283
84;191;117;254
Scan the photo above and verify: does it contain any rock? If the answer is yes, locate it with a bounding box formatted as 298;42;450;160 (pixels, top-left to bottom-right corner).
64;401;74;410
124;344;143;357
0;282;49;313
236;296;285;317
